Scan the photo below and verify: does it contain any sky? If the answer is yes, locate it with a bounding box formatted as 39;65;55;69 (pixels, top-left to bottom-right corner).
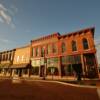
0;0;100;62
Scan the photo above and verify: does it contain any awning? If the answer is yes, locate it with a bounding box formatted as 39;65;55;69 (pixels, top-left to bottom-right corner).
10;63;30;68
0;63;11;69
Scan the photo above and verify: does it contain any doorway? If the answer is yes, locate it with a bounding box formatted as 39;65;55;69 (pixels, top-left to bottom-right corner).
40;65;45;77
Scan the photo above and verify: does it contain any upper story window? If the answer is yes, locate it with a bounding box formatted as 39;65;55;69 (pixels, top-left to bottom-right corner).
9;53;11;60
22;55;24;61
36;47;39;56
72;40;77;51
6;53;8;60
52;43;57;53
17;56;19;62
83;38;89;50
62;42;66;53
47;45;52;54
41;47;44;57
32;48;35;57
3;54;5;61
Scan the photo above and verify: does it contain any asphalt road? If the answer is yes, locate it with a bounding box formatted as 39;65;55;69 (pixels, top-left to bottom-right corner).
0;79;99;100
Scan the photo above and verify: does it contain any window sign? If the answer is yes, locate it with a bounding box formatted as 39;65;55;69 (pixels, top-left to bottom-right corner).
31;60;40;67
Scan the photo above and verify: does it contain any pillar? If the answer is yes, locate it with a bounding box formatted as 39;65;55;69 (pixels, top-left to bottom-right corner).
81;54;85;76
39;65;41;77
27;68;30;77
58;57;62;77
94;54;99;78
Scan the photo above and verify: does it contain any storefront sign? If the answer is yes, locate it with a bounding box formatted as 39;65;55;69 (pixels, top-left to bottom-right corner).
31;60;40;67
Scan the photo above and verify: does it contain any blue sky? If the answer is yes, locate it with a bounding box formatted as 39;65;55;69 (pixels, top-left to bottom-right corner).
0;0;100;53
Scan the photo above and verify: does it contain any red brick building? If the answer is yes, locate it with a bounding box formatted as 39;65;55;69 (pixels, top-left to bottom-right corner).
30;27;98;78
0;27;99;79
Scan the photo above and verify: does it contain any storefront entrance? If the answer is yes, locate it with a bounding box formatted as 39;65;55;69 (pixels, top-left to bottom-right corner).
61;63;82;77
40;65;45;77
72;64;82;74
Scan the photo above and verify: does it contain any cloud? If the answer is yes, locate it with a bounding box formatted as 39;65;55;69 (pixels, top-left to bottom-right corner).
8;5;18;16
0;4;7;11
26;29;31;33
0;38;12;44
0;3;16;28
0;17;4;23
0;10;11;24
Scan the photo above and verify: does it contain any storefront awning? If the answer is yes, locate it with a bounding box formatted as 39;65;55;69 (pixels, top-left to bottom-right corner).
10;63;30;68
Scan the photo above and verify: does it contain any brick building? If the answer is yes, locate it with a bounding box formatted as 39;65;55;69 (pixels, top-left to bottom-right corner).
0;49;15;76
30;27;98;78
0;27;99;79
10;45;31;77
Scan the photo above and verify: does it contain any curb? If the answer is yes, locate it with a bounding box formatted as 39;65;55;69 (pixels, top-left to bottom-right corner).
0;77;100;99
97;88;100;99
23;79;100;99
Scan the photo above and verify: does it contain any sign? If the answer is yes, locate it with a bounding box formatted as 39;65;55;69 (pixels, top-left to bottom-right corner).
41;58;45;65
51;67;55;74
31;60;40;67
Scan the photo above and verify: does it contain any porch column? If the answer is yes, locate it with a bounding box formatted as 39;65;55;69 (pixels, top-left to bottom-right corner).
21;69;24;77
27;68;30;77
94;54;99;77
81;54;85;75
39;66;41;77
58;57;62;77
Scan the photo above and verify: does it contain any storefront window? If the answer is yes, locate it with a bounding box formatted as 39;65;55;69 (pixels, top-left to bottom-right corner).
61;65;74;76
31;67;39;75
62;55;81;64
61;56;66;64
47;57;58;64
47;67;58;75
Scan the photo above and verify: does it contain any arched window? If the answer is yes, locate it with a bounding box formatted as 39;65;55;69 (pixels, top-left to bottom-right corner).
47;45;52;54
62;42;66;53
52;43;57;53
83;38;89;50
36;47;39;56
41;47;44;57
72;40;77;51
32;48;35;57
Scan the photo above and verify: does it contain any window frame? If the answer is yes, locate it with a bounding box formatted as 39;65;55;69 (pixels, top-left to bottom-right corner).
82;38;89;50
72;40;77;51
62;42;66;53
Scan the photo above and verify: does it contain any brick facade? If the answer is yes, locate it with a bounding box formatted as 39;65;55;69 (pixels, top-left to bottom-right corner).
0;27;99;79
30;27;98;78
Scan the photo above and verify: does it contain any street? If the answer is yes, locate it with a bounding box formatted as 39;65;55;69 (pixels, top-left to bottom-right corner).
0;78;99;100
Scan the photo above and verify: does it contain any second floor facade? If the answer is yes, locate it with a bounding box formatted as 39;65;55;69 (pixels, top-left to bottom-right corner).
31;27;96;58
13;45;30;64
0;49;15;64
